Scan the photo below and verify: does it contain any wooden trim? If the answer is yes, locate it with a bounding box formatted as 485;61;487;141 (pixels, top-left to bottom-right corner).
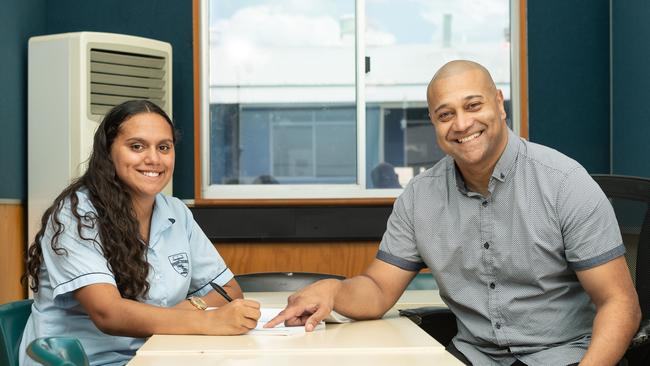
0;203;27;302
192;0;203;200
189;4;390;207
215;242;429;279
194;197;395;207
192;1;529;203
214;241;380;278
519;0;529;139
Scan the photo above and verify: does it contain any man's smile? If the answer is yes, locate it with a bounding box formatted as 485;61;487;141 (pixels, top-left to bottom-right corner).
456;131;483;144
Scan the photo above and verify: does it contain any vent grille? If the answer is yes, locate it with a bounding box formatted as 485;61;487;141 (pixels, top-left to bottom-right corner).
89;49;167;115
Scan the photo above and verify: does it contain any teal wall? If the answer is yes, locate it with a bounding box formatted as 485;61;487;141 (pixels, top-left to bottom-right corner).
612;0;650;178
0;0;46;200
527;0;611;174
44;0;195;198
2;1;648;201
527;0;649;178
0;0;194;200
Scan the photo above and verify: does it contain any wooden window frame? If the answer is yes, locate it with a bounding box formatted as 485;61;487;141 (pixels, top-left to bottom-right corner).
192;0;528;207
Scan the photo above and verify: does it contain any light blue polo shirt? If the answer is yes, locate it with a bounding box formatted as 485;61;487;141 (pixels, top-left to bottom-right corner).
19;189;233;366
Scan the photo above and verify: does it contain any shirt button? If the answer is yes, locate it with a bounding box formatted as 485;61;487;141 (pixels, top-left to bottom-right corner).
481;200;488;207
489;282;496;289
483;242;490;249
500;173;505;179
495;323;501;329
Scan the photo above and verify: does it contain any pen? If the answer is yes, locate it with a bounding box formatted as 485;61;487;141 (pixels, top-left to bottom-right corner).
210;282;233;302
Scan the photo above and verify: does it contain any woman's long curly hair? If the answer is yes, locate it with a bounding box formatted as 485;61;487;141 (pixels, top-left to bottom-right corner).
25;100;176;300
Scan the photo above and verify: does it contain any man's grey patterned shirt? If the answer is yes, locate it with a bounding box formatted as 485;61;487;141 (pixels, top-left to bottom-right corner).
377;128;624;366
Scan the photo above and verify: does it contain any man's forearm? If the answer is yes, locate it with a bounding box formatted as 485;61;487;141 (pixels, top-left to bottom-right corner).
333;275;395;320
580;299;640;365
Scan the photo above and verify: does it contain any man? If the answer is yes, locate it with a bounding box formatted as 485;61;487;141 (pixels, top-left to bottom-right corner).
266;60;640;365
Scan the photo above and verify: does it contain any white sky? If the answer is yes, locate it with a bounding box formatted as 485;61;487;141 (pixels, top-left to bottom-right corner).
207;0;511;103
210;0;509;46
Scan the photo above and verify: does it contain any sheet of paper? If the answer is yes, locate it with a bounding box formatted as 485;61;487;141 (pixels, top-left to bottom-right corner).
250;308;325;336
324;310;352;324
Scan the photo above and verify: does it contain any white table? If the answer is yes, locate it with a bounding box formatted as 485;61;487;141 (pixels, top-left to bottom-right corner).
128;350;462;366
130;290;460;365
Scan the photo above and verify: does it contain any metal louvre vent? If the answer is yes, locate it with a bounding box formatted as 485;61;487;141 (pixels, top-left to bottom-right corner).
89;49;167;115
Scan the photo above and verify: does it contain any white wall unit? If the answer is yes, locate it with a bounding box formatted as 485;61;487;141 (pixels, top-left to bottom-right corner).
28;32;172;258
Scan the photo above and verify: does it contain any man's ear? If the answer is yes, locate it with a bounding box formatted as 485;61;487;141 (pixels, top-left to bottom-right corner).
496;89;507;120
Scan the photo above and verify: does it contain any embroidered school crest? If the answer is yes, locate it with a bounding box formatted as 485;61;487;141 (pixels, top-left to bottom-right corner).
168;253;189;277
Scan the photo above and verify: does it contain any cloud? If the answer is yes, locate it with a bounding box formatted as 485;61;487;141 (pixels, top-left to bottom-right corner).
366;27;396;46
211;2;399;48
416;0;509;43
212;5;346;47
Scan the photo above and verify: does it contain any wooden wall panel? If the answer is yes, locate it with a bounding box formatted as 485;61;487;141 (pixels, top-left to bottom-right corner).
0;203;27;303
0;204;379;302
214;241;380;278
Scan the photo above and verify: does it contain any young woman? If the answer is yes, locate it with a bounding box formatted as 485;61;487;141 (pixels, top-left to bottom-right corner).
20;100;260;366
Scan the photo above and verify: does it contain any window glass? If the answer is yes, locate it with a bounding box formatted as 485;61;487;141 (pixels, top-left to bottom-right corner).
364;0;511;188
208;0;356;186
205;0;513;197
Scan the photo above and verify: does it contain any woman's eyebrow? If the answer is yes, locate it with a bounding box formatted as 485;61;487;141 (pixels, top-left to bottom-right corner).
123;137;173;144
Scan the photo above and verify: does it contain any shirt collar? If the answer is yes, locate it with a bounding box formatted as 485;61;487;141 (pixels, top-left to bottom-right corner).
452;160;470;195
149;194;176;248
491;128;519;183
450;127;520;195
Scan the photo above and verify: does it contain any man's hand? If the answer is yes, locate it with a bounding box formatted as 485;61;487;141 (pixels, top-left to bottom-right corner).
265;260;417;331
264;279;342;331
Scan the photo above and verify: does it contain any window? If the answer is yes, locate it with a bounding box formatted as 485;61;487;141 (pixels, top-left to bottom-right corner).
200;0;521;200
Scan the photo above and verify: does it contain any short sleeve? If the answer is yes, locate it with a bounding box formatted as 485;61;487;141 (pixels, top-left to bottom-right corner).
377;183;425;271
41;198;116;306
182;205;233;297
558;167;624;270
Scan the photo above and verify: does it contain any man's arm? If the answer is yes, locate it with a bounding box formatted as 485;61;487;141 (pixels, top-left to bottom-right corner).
576;256;641;366
265;259;417;331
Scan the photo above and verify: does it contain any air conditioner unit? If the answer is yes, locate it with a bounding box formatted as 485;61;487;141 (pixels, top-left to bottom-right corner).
28;32;172;253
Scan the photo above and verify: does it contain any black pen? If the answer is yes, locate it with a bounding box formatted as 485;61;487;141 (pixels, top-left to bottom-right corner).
210;282;233;302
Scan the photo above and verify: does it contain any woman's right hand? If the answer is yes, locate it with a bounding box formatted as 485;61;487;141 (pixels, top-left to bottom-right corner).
204;299;261;335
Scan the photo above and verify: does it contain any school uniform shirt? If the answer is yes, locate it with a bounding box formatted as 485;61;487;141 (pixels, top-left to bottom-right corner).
377;128;624;366
19;189;234;366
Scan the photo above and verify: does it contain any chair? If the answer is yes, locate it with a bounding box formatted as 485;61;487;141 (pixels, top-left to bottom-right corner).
592;174;650;365
0;299;33;366
400;272;454;346
235;272;345;292
26;337;89;366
